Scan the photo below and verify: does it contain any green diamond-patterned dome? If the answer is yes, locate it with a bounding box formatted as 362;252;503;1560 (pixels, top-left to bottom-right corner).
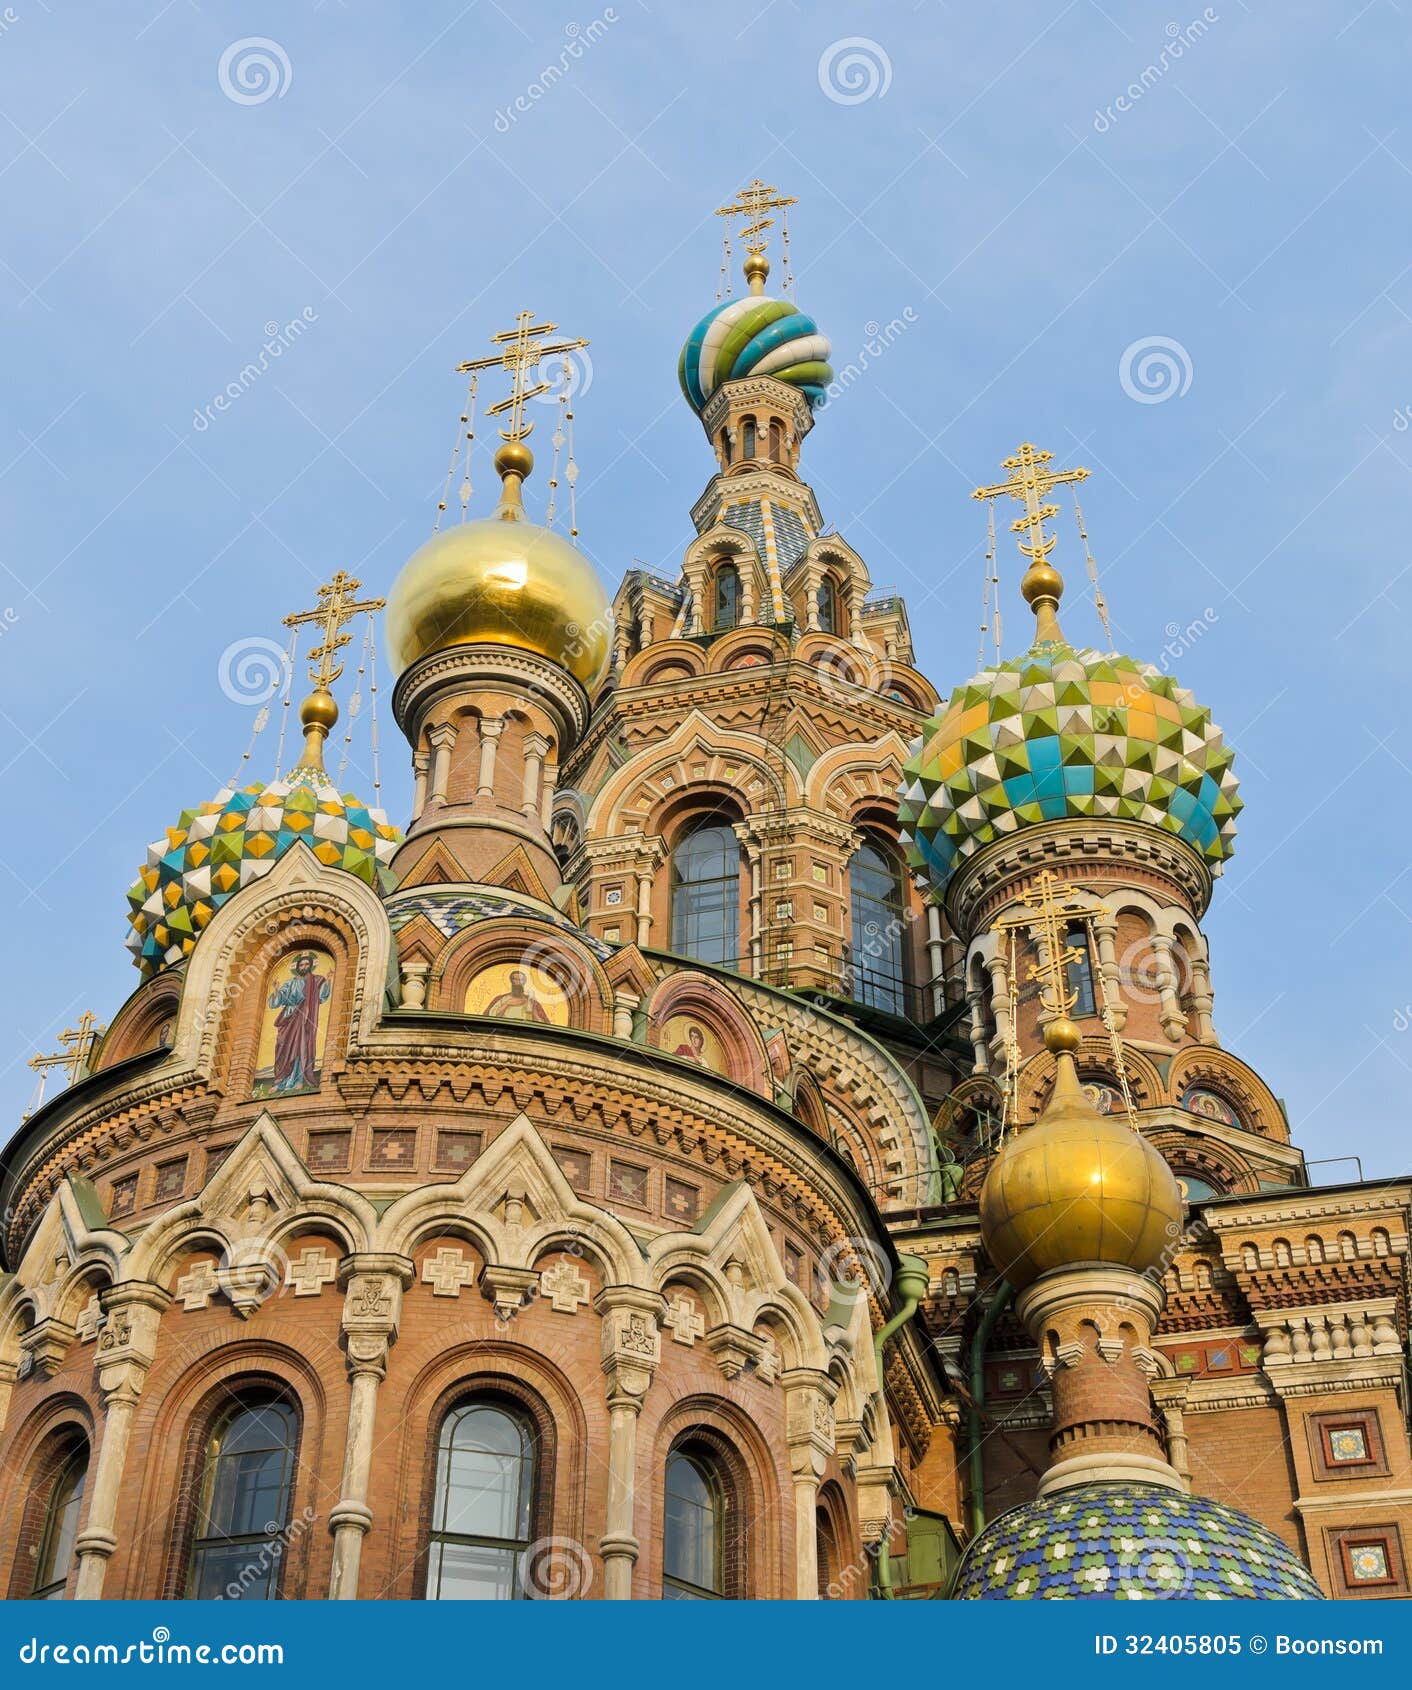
952;1482;1323;1600
125;766;400;978
899;642;1241;891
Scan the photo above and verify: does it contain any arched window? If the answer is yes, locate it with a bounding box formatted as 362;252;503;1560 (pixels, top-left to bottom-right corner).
31;1441;88;1599
188;1395;297;1600
816;579;838;634
848;840;907;1014
670;822;741;966
768;420;785;463
427;1401;535;1601
1065;922;1096;1017
713;563;741;632
663;1445;725;1599
741;417;757;459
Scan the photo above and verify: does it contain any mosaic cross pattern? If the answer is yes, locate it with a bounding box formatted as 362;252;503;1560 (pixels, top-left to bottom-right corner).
900;641;1242;888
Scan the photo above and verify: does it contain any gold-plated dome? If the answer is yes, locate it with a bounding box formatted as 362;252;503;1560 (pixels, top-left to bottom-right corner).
980;1026;1183;1290
385;496;610;690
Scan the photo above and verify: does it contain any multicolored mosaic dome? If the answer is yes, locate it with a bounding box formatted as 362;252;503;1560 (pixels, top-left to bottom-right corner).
899;642;1241;890
678;295;832;414
953;1483;1323;1601
125;767;400;977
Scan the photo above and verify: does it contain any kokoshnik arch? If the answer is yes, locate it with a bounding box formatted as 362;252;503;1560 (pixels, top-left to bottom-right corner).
0;185;1405;1604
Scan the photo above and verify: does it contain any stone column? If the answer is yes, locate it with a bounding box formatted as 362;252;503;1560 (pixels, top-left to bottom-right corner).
522;732;550;820
540;760;558;831
0;1357;18;1436
1093;916;1126;1031
1149;934;1187;1042
985;952;1014;1065
595;1288;664;1600
73;1282;171;1599
1151;1379;1192;1490
428;723;458;805
634;870;653;948
734;825;761;974
782;1368;838;1599
804;563;822;631
328;1255;414;1600
1190;955;1218;1045
398;958;430;1010
611;988;640;1041
410;751;430;821
476;718;504;798
966;982;991;1075
924;902;946;1017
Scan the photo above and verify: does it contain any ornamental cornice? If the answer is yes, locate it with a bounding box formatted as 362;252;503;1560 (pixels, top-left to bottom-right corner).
945;819;1212;938
392;644;591;741
1205;1188;1412;1232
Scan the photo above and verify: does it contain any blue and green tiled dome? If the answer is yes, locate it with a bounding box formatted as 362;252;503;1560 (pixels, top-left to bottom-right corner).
125;766;400;978
679;292;832;414
953;1483;1323;1601
899;642;1241;890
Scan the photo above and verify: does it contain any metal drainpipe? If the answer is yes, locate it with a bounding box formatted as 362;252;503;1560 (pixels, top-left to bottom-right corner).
871;1252;932;1598
966;1282;1013;1539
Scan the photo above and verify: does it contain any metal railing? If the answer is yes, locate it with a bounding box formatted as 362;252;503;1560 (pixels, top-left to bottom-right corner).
695;945;938;1026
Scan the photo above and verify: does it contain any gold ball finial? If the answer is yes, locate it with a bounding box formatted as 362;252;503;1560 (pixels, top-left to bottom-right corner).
1044;1016;1082;1055
300;688;338;733
494;439;534;482
1021;561;1064;607
743;251;770;293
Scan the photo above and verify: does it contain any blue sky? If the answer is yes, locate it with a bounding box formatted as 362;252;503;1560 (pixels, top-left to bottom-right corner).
1;1;1408;1177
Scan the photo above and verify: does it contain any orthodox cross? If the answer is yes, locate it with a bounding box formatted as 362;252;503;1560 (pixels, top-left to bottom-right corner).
455;311;589;446
993;869;1103;1020
26;1010;106;1114
283;571;386;691
972;442;1089;568
715;177;797;256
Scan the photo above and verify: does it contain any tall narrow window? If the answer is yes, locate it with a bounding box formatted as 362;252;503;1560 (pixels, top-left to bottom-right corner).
741;417;757;458
816;1504;839;1599
188;1397;297;1600
714;563;741;632
427;1401;535;1600
848;840;907;1014
663;1447;725;1599
767;420;785;463
31;1443;88;1599
670;822;741;966
1065;923;1096;1018
816;579;838;634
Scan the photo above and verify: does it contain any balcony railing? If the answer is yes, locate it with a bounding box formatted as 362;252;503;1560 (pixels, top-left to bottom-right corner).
699;944;941;1028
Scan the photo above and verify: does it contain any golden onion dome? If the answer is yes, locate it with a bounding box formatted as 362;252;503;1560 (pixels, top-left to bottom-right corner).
979;1019;1183;1290
385;451;610;690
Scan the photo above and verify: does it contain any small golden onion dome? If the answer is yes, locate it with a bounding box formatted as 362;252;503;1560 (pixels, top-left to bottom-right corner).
385;505;611;690
979;1022;1183;1290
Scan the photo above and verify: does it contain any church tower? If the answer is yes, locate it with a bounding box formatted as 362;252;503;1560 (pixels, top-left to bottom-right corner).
560;183;962;1161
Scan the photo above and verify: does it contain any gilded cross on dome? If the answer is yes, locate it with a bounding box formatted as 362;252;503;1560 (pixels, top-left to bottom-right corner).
456;311;590;449
283;571;386;694
972;443;1090;643
26;1010;106;1116
993;869;1103;1024
715;177;797;257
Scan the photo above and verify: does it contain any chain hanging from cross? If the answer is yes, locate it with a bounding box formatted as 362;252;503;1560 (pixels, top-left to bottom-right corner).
283;571;386;694
715;178;797;296
455;311;589;451
26;1010;106;1117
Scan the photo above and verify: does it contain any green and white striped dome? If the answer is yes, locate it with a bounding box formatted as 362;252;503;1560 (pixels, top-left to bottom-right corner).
679;294;832;414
